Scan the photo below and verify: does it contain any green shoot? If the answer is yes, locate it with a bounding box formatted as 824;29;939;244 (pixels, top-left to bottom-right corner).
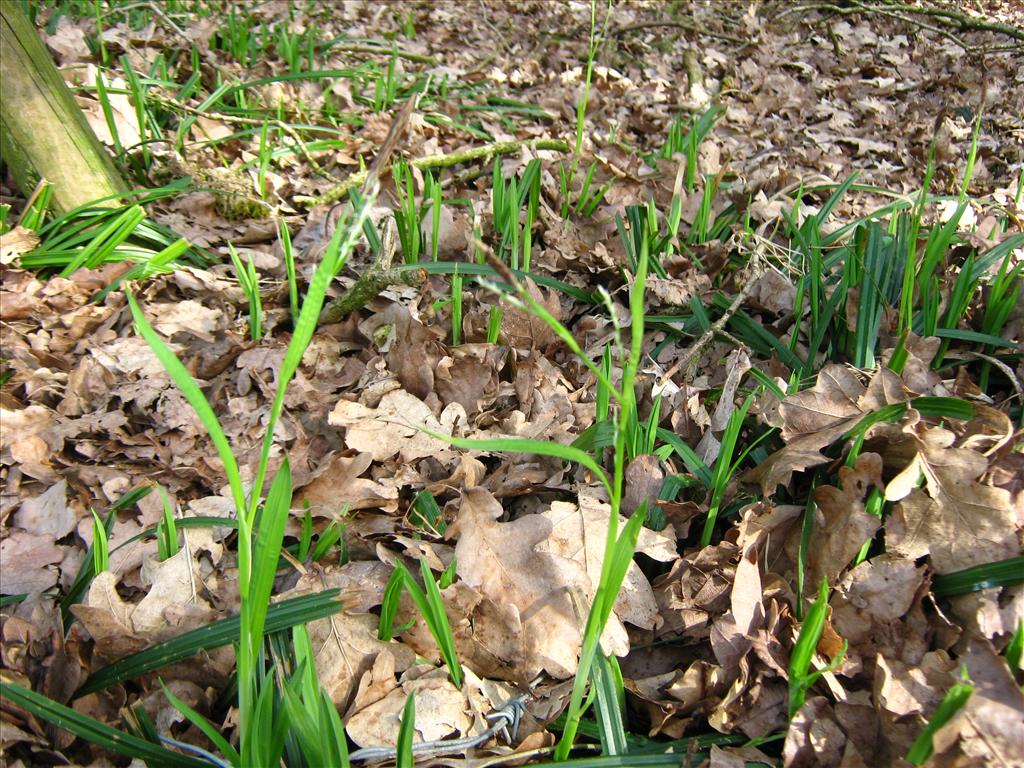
277;216;301;321
394;159;423;264
427;172;442;262
592;652;628;756
700;393;754;547
60;205;145;277
905;670;973;765
596;344;612;422
559;0;610;219
451;267;463;345
655;105;724;192
0;683;208;766
486;304;503;344
257;122;271;200
396;693;416;768
91;510;109;574
789;580;846;718
94;71;125;162
228;243;264;340
17;180;52;231
378;558;463;688
162;681;241;766
1005;620;1023;676
311;520;346;563
156;486;180;561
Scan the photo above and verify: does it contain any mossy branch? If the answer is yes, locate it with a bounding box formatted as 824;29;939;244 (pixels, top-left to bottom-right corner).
306;137;569;208
318;220;421;325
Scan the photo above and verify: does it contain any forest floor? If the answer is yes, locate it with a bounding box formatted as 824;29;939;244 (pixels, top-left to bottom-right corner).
1;1;1022;767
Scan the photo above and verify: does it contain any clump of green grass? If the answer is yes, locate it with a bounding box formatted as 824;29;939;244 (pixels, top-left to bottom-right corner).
1;182;380;768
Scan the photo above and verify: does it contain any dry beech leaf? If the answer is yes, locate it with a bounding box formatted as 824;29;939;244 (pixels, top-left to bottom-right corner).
0;226;40;266
538;490;677;641
300;609;414;707
731;545;763;637
502;278;562;351
13;479;77;540
385;304;444;400
150;300;223;340
783;696;847;768
292;451;399;513
132;547;207;634
346;670;471;748
0;531;63;594
830;555;926;659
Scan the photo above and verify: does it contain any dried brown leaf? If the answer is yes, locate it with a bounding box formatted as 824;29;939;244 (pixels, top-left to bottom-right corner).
886;431;1017;573
450;487;590;679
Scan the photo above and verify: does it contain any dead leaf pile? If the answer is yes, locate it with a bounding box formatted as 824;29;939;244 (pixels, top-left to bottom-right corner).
2;2;1023;766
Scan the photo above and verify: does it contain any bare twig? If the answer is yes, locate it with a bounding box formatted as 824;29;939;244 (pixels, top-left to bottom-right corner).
784;1;1024;53
154;94;329;174
303;138;570;208
318;218;423;325
612;19;750;46
658;245;765;386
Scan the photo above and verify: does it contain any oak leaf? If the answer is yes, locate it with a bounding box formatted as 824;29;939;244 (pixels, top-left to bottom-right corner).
450;487;590;679
886;429;1016;573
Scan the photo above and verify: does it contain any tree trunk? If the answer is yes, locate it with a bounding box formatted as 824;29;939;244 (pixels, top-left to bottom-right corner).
0;3;128;214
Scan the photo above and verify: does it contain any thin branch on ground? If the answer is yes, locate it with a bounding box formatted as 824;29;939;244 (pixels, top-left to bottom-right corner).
318;218;422;325
658;245;765;387
611;19;750;45
785;1;1024;53
304;137;570;208
153;94;330;175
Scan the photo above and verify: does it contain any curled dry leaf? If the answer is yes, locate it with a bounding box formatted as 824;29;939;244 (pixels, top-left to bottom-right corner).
0;531;63;595
783;696;858;768
0;226;40;266
450;487;590;680
808;452;883;586
12;479;77;540
539;490;677;637
292;450;399;513
328;388;464;463
743;365;906;495
830;554;927;666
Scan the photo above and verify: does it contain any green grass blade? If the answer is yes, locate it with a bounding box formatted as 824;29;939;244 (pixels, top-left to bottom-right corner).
932;556;1024;598
75;590;343;697
1005;621;1023;674
905;676;973;765
161;681;241;765
789;580;829;718
418;557;463;687
396;692;416;768
128;293;247;516
444;435;610;496
244;461;293;662
592;653;628;756
0;682;208;767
